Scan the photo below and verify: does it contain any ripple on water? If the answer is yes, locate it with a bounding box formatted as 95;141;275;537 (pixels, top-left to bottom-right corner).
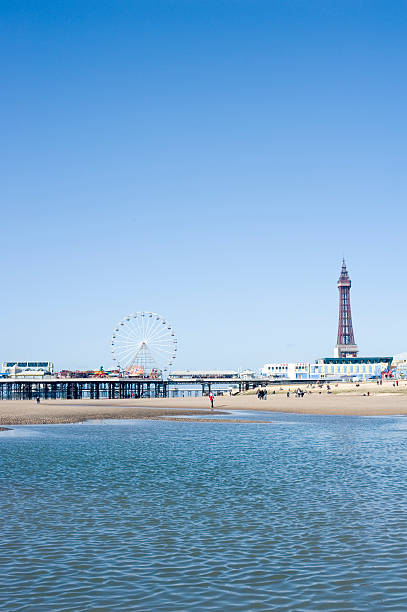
1;416;407;610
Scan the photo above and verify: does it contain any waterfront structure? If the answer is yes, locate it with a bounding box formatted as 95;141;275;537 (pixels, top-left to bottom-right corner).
335;260;358;358
262;357;392;381
1;361;54;378
111;311;177;376
310;357;391;380
261;363;310;380
170;370;238;379
0;374;267;400
169;370;255;380
391;353;407;379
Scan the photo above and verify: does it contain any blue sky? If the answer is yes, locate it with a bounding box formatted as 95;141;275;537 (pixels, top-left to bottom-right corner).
1;1;406;371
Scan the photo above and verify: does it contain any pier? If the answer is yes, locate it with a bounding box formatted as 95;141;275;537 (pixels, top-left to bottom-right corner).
0;376;293;400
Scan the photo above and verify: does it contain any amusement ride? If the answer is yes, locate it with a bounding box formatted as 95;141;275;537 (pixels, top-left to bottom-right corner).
111;312;177;378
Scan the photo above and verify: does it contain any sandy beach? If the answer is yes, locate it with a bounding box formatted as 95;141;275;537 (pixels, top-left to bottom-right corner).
0;381;406;425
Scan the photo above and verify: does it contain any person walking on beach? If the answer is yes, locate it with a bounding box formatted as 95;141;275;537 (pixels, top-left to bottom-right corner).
209;393;214;410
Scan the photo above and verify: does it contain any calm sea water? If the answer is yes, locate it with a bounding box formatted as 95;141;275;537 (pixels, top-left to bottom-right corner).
1;411;407;611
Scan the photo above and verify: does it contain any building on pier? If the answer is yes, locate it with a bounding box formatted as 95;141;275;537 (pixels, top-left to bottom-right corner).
169;370;238;380
1;361;54;378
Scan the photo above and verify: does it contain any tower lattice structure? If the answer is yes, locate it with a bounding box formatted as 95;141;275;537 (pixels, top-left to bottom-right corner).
334;260;358;358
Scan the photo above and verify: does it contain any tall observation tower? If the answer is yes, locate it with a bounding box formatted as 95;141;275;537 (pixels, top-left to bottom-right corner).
334;260;358;358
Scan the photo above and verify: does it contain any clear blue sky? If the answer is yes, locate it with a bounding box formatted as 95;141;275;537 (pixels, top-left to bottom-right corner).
1;1;406;371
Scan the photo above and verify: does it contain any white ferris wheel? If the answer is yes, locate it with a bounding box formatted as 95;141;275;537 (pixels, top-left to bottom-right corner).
111;312;177;377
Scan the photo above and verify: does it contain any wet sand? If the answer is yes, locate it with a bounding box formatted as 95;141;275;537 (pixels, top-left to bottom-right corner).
0;402;220;425
0;382;407;425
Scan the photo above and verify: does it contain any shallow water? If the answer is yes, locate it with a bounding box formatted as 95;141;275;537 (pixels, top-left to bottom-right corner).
1;412;407;611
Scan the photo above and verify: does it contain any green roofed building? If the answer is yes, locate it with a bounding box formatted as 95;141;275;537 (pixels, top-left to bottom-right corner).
262;357;392;381
310;357;392;380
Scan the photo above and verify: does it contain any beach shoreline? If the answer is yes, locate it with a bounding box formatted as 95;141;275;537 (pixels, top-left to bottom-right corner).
0;381;407;425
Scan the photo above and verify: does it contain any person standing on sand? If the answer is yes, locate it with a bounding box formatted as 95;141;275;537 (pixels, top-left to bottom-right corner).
209;393;214;410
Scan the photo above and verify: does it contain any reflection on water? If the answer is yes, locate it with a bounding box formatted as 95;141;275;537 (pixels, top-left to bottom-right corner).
1;413;407;611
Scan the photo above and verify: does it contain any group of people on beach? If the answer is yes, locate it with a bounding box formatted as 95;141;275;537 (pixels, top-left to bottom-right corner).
257;389;267;400
286;388;307;398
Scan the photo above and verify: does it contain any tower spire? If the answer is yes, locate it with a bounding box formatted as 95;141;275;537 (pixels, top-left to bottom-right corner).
334;259;358;358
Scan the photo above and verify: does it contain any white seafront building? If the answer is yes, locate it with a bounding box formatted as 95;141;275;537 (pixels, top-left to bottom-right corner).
262;357;392;381
391;353;407;378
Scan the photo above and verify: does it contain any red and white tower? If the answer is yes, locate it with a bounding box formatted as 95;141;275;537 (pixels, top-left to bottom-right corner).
334;260;358;358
